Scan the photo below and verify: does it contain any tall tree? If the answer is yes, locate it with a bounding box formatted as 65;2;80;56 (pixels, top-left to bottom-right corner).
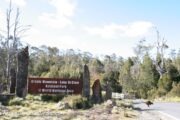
119;58;134;93
133;39;153;62
0;0;30;92
155;29;168;78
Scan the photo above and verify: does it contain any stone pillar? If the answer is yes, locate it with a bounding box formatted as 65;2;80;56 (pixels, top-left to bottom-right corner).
105;81;112;100
82;64;90;99
16;46;29;98
92;79;102;104
10;68;16;93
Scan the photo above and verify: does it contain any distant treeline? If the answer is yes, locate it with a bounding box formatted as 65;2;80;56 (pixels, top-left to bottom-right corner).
0;40;180;98
25;43;180;99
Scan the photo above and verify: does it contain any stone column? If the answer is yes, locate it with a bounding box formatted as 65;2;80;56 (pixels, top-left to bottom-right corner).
92;79;102;104
105;81;112;100
16;46;29;98
82;64;90;99
10;68;16;93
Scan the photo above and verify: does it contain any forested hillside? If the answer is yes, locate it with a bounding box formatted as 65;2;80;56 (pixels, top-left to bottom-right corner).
26;41;180;99
1;35;180;99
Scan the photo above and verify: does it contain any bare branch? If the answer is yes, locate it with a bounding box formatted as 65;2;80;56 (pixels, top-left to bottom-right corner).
154;28;168;77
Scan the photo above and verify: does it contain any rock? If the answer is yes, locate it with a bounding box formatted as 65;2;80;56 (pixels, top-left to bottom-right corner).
111;106;119;114
16;46;29;98
82;65;90;99
104;99;113;106
104;99;116;108
57;102;69;110
0;94;15;105
105;82;112;100
10;68;16;93
91;79;102;104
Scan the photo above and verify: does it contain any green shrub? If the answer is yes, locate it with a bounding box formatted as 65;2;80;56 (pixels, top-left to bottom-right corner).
9;97;25;106
41;94;65;102
41;94;52;101
158;73;173;93
26;94;41;101
168;83;180;97
139;89;148;99
147;88;158;99
156;88;167;97
52;94;65;102
62;95;92;109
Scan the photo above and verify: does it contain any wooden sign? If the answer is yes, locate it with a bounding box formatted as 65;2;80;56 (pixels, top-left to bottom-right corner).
28;78;82;94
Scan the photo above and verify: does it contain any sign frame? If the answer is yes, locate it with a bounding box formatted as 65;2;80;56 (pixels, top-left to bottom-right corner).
28;77;83;94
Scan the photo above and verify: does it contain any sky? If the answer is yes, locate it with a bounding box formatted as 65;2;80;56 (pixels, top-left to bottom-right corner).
0;0;180;58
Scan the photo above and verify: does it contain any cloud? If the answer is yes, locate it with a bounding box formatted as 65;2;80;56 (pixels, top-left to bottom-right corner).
49;0;76;17
38;0;76;29
38;13;72;29
24;27;78;49
84;21;154;38
5;0;26;7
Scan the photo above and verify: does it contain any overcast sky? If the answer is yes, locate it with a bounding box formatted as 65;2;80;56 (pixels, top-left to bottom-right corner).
0;0;180;58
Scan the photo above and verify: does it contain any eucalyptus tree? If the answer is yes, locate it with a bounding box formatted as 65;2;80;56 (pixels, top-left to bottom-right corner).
0;0;30;91
155;29;168;78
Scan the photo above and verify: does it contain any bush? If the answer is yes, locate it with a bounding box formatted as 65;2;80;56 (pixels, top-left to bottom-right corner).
102;71;122;93
41;94;65;102
26;94;41;101
41;94;52;101
138;88;148;99
74;98;92;109
62;95;92;109
147;88;158;99
158;73;173;93
156;88;167;97
9;97;25;106
168;83;180;97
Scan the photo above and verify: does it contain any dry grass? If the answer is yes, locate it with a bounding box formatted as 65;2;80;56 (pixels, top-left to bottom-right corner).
155;96;180;102
0;95;139;120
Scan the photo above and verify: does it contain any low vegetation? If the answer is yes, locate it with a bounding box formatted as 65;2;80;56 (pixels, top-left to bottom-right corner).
0;94;139;120
61;95;92;109
41;94;65;102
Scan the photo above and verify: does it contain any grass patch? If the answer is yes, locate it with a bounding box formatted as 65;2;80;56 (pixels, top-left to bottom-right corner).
26;94;41;101
156;96;180;102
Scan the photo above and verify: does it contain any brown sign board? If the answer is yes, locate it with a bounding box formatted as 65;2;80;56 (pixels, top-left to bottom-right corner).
28;78;83;94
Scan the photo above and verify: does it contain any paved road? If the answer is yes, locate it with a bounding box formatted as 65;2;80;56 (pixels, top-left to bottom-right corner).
133;100;180;120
